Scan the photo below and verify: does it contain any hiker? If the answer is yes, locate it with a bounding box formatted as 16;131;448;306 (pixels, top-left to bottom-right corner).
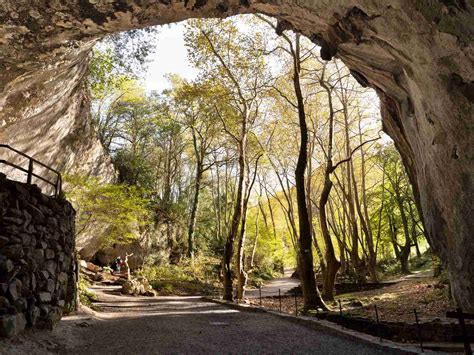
111;256;123;273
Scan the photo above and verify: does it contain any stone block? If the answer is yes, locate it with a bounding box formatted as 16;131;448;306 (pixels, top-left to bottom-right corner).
0;314;17;337
0;259;14;277
0;236;8;247
46;217;57;228
15;313;26;333
8;279;22;302
36;292;51;303
38;270;49;281
37;241;48;249
19;233;31;246
44;279;55;293
0;297;10;308
45;249;55;260
1;216;23;225
2;245;23;259
6;209;22;218
30;274;36;290
49;240;61;251
33;249;44;264
39;304;50;317
6;235;21;244
26;306;39;327
58;272;68;284
45;260;57;275
14;298;27;313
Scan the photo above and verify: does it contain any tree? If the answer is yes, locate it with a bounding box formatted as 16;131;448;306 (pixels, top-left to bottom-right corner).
185;18;269;300
172;78;221;261
64;174;150;247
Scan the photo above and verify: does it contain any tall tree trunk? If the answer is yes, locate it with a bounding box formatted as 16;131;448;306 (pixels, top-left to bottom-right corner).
319;172;341;301
395;189;412;274
236;197;249;300
408;202;422;258
292;35;326;311
222;129;247;301
187;165;202;261
236;156;260;300
342;106;362;280
318;67;341;302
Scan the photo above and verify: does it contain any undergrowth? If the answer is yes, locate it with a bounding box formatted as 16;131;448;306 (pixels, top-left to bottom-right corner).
79;278;98;306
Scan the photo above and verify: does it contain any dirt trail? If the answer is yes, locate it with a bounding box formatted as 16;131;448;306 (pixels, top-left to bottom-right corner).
246;268;300;299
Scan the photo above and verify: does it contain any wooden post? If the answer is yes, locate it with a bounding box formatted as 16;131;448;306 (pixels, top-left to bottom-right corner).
26;159;33;184
338;299;343;329
374;304;382;342
279;289;282;313
457;308;472;355
294;293;298;316
124;253;133;281
413;309;424;352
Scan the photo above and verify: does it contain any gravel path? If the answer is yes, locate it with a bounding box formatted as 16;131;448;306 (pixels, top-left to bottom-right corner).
51;285;408;355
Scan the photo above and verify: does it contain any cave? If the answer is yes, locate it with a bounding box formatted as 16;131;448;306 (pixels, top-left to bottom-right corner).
0;1;472;311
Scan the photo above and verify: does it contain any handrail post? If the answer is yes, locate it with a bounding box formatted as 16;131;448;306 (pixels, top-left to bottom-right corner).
26;159;33;185
457;308;472;355
56;174;62;197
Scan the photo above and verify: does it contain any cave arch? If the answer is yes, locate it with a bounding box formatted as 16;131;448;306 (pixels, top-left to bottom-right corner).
0;0;473;310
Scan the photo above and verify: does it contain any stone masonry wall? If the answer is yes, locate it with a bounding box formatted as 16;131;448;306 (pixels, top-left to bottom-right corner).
0;173;76;337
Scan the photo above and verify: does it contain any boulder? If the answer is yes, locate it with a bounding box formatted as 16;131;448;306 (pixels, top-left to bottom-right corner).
86;262;102;273
121;280;135;295
121;278;156;297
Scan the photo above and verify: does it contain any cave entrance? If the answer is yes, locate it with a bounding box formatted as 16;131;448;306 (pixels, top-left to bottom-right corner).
72;15;429;307
0;1;472;312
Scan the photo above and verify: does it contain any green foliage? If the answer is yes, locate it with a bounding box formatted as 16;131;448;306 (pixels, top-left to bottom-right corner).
79;277;97;306
64;174;150;247
88;48;132;100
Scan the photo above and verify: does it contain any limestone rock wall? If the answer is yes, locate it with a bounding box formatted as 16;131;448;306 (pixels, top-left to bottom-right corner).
0;0;472;310
0;174;76;337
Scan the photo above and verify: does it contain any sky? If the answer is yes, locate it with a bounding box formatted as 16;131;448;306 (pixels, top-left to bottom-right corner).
143;22;198;93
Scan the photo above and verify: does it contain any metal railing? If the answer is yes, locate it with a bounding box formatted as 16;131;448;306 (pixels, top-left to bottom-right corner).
0;144;62;197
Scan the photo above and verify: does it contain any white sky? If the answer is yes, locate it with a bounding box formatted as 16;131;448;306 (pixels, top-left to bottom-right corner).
143;22;199;93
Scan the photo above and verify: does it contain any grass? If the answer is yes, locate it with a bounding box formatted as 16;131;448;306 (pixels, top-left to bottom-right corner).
136;256;221;296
